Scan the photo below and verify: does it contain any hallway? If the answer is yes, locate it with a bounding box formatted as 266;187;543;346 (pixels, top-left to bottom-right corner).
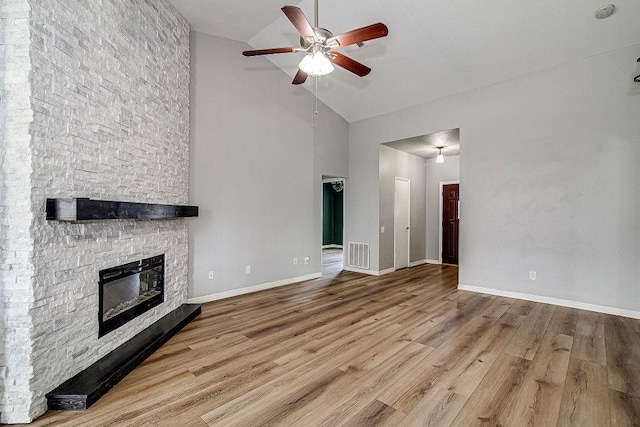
322;248;343;277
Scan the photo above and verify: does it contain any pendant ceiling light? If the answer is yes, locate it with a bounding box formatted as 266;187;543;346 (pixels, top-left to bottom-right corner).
436;147;445;164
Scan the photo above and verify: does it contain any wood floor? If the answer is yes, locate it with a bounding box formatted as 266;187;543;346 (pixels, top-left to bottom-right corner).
30;261;640;426
322;247;344;277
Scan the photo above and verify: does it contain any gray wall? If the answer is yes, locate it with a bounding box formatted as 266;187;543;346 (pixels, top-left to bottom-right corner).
347;124;381;270
189;32;348;299
425;155;460;261
347;44;640;312
313;94;349;271
379;145;426;271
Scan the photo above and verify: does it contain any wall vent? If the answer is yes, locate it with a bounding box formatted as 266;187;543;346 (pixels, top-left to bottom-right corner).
348;242;370;269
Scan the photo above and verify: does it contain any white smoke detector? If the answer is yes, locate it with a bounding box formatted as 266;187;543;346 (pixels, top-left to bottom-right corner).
595;4;616;19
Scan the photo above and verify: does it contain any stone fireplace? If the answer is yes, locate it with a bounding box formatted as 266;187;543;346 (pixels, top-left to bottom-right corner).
99;254;165;337
0;0;191;423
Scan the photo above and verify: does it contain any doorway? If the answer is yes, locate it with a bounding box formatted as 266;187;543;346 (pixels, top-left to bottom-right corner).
322;178;344;276
381;128;460;269
394;178;410;270
440;182;459;265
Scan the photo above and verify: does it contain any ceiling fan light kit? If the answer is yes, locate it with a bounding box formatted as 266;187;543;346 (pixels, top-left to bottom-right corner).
299;51;334;76
242;2;388;85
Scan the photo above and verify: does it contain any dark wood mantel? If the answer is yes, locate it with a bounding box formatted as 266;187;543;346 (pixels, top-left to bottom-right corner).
46;198;198;221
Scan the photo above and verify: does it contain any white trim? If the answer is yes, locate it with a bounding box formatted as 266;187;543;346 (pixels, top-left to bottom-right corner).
322;177;345;183
321;178;346;276
342;181;346;270
425;259;442;265
187;273;322;304
408;259;427;267
344;266;395;276
394;177;411;270
344;266;377;275
438;180;460;264
458;284;640;320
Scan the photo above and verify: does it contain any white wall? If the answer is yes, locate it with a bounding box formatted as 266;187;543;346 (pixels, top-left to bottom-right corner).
379;145;426;271
348;44;640;312
188;32;348;299
425;155;460;261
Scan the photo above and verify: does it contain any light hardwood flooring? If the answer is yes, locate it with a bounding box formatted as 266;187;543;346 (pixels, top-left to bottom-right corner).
322;248;343;277
29;263;640;426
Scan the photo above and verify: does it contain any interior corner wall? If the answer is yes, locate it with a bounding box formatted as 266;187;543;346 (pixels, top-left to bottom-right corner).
313;97;349;268
348;44;640;312
425;155;460;261
378;145;427;271
188;32;348;300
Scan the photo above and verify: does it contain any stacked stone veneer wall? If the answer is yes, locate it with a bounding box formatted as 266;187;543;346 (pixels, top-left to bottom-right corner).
1;0;190;423
1;0;36;423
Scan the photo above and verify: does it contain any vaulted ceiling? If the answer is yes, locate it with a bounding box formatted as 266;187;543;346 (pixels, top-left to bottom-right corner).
169;0;640;122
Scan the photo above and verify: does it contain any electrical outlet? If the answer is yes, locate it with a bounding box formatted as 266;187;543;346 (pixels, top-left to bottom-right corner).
245;265;251;274
293;257;298;265
304;256;310;265
529;271;536;280
380;225;385;233
208;271;214;280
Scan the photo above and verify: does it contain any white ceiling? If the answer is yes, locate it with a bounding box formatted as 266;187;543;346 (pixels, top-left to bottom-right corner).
168;0;286;42
169;0;640;123
383;129;460;160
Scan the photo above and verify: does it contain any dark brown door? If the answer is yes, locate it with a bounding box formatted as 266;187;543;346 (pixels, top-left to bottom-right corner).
442;184;459;265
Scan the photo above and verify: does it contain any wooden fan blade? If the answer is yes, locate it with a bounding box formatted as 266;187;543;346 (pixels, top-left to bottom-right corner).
331;52;371;77
242;47;295;56
292;69;308;85
281;6;316;41
327;23;388;47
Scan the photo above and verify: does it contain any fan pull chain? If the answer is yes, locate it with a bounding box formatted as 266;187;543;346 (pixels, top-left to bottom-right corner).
311;76;319;128
315;77;319;115
313;0;319;126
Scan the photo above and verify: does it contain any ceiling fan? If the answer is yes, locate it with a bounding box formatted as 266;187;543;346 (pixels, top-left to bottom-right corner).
242;1;388;85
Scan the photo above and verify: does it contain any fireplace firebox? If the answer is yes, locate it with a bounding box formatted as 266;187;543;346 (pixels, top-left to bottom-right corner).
99;254;165;337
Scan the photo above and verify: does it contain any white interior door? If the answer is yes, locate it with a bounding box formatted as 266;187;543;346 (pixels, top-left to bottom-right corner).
394;178;410;269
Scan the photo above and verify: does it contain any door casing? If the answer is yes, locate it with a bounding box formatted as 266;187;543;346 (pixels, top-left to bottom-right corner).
394;177;411;270
439;181;460;265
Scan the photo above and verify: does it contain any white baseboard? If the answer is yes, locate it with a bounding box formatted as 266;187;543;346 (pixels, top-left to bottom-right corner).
425;259;442;265
458;284;640;320
409;259;427;267
343;266;395;276
187;273;322;304
322;244;344;249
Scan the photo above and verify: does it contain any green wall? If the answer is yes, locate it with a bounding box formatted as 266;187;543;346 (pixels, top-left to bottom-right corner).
322;182;343;245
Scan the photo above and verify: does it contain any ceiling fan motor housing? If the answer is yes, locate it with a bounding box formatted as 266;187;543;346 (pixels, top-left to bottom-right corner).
300;28;335;49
